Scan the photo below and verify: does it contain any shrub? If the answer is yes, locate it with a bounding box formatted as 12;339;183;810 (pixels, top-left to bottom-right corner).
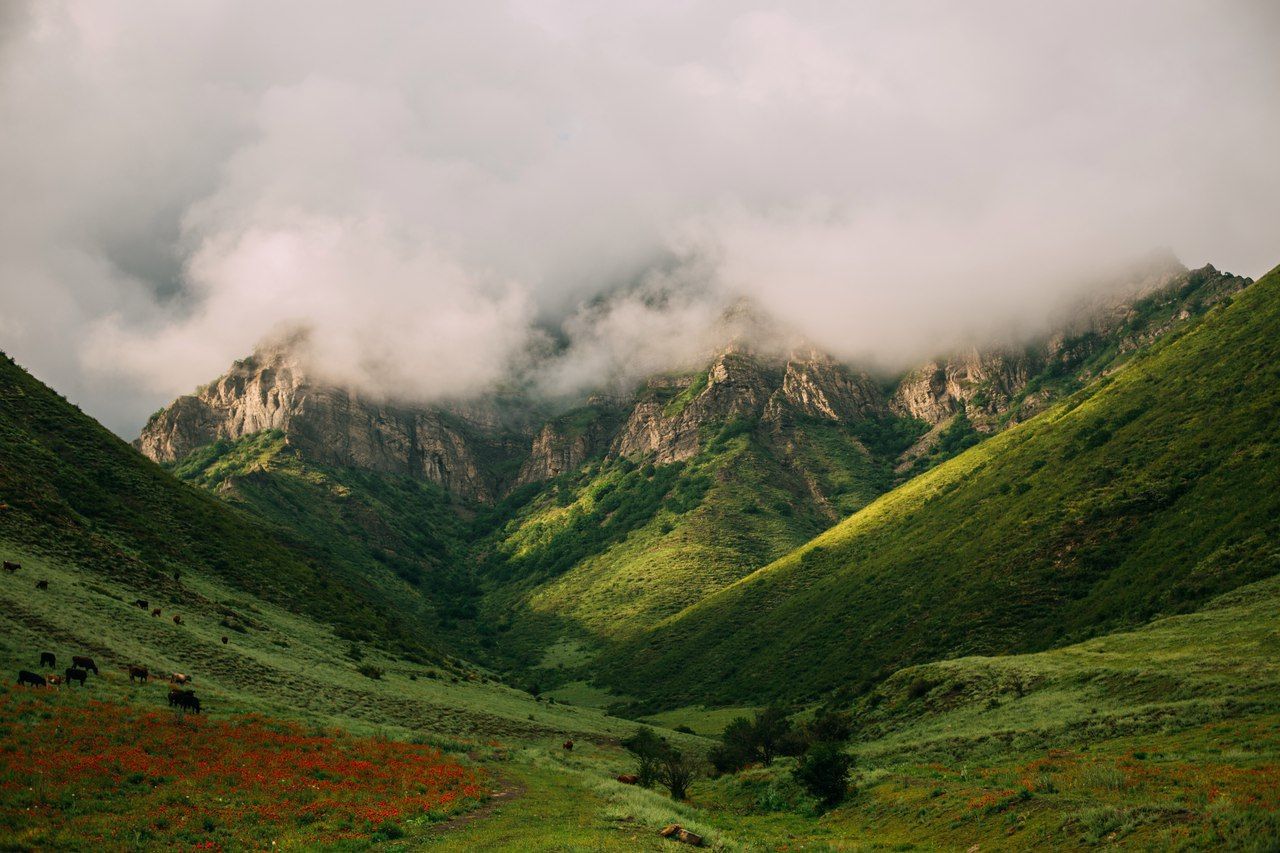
622;727;667;788
357;664;383;680
656;747;701;801
793;742;854;808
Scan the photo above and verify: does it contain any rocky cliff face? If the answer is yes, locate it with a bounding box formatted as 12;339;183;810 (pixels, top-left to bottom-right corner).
138;262;1249;503
889;264;1250;432
136;344;507;502
610;346;889;464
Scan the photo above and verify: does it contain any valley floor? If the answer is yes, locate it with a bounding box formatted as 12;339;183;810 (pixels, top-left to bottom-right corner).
2;537;1278;850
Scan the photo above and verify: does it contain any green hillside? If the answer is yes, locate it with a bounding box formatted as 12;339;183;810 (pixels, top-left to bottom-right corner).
596;264;1280;709
470;407;914;682
0;353;456;659
168;430;479;630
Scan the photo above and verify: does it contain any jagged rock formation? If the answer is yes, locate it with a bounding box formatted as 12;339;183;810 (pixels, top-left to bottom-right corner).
514;405;620;487
136;344;511;502
889;264;1250;432
138;261;1250;503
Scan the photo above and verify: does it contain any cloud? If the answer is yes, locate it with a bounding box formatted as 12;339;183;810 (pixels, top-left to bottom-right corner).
0;1;1277;434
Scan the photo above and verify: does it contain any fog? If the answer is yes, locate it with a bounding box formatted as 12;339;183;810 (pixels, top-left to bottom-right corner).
0;2;1277;435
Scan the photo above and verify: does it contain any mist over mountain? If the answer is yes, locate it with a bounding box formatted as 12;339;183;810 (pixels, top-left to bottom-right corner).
1;2;1278;436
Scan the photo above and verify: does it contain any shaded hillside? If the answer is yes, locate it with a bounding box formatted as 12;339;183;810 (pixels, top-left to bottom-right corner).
169;430;480;629
595;263;1280;709
0;353;441;659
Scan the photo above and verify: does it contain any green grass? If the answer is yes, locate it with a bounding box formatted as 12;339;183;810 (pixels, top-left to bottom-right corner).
0;353;437;660
595;263;1280;709
168;430;479;632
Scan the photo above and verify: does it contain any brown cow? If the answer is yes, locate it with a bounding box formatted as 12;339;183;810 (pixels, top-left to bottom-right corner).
617;774;640;785
45;674;63;687
129;666;149;683
35;579;48;590
71;656;98;675
151;608;161;617
3;561;19;573
172;615;183;625
562;739;574;751
170;673;191;685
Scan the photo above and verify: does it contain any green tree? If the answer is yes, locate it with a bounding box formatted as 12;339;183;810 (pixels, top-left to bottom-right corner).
656;747;700;800
621;727;667;787
752;705;793;766
793;742;854;808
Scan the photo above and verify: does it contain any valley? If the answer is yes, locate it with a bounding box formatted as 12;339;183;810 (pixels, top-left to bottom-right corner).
2;259;1278;848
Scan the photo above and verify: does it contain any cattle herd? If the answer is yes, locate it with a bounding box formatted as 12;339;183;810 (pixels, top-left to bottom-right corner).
16;648;203;714
7;561;205;715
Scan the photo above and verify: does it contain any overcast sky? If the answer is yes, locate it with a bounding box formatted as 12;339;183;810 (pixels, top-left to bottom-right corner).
1;1;1278;436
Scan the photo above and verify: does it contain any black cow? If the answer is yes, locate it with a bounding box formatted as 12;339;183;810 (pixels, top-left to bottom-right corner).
65;667;87;687
17;670;45;687
133;599;148;610
71;656;99;675
128;665;149;683
2;561;19;573
169;689;201;713
35;579;48;590
39;652;55;668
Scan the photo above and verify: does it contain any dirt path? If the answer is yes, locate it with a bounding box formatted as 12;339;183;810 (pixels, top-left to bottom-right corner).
425;776;527;836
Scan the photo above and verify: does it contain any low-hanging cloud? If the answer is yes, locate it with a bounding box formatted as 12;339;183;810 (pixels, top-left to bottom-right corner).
0;1;1277;435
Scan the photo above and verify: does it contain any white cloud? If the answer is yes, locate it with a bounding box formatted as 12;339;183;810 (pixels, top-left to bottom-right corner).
0;1;1276;433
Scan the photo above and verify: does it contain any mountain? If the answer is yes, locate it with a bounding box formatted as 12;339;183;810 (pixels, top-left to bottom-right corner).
134;259;1252;690
592;262;1280;709
0;350;455;660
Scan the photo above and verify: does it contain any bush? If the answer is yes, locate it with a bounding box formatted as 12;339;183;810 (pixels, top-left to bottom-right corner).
622;727;667;788
656;747;700;801
709;706;798;773
792;742;853;808
357;664;383;680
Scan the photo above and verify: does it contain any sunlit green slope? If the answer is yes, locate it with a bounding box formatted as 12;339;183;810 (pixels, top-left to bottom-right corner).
598;263;1280;709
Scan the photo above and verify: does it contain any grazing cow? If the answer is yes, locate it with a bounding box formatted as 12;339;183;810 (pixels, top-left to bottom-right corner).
17;670;45;687
3;561;19;573
170;673;191;685
133;599;148;610
71;656;99;675
128;665;149;683
35;579;48;590
221;636;228;645
562;739;574;751
45;675;63;687
151;608;161;617
65;667;87;687
39;652;55;668
169;689;200;713
617;774;640;785
172;615;183;625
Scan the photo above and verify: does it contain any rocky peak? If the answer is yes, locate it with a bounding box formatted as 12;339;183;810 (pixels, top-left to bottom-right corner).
889;263;1251;431
135;342;511;502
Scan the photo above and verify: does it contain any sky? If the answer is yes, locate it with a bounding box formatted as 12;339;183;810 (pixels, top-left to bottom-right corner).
0;1;1277;436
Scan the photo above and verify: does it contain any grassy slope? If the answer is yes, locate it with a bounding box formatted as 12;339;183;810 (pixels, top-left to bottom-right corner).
598;264;1280;709
169;430;479;632
0;353;446;659
472;415;895;683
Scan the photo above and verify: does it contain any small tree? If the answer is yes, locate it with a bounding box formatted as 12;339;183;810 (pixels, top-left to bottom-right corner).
802;708;853;747
656;747;700;800
709;716;756;774
621;727;667;787
752;705;793;766
793;742;853;808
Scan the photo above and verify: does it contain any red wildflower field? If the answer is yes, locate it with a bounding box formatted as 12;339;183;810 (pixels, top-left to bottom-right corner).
0;686;487;848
